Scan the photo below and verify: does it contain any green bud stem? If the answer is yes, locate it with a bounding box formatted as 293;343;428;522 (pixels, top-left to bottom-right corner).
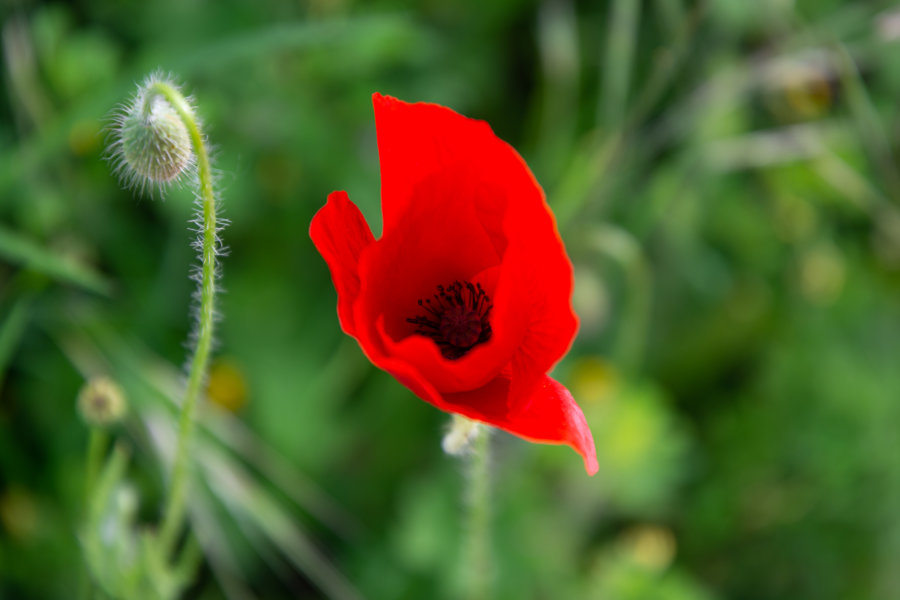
145;80;218;561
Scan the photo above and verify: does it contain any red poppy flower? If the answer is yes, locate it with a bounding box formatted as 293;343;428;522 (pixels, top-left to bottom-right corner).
310;94;597;475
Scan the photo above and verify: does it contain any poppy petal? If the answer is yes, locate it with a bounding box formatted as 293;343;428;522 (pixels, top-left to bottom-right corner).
355;163;532;393
374;93;508;237
354;316;596;475
356;167;502;345
502;229;579;379
376;95;580;379
442;371;598;476
313;94;596;476
370;97;578;390
309;191;375;336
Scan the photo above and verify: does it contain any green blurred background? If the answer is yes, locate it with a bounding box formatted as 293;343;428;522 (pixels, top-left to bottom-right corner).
2;0;900;598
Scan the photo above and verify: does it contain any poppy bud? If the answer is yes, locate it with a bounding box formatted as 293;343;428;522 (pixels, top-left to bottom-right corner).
108;73;195;194
77;376;126;427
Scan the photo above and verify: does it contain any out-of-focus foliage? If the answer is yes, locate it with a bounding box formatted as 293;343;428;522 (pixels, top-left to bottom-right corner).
2;0;900;598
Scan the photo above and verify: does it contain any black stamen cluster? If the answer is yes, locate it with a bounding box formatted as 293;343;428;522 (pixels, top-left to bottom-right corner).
407;280;493;359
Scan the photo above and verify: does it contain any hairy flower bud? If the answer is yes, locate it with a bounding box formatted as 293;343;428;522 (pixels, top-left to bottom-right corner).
108;73;196;195
77;376;126;427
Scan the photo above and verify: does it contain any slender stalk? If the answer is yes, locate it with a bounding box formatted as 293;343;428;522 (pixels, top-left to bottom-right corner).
84;428;109;510
80;427;108;600
145;80;218;559
464;424;492;600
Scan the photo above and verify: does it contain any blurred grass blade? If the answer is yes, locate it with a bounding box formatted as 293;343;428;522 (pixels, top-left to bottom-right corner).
88;443;130;524
58;317;365;597
198;442;364;600
0;295;31;390
602;0;642;130
144;410;363;600
82;442;131;595
0;14;422;198
172;536;203;590
2;15;53;130
833;43;900;203
173;15;417;75
812;152;888;213
701;121;846;171
74;319;361;536
553;132;622;227
628;1;704;128
189;489;257;600
535;0;580;179
589;225;652;373
654;0;685;36
203;394;364;539
0;225;111;295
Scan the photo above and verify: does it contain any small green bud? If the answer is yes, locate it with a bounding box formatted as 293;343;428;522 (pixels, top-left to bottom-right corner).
120;96;191;182
78;376;126;427
109;73;196;195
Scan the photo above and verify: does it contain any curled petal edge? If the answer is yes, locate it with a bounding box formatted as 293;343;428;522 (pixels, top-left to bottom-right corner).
309;191;375;336
356;317;597;475
446;373;598;476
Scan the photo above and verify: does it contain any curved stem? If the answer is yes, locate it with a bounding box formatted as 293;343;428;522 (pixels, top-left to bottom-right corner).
147;81;218;559
464;423;492;600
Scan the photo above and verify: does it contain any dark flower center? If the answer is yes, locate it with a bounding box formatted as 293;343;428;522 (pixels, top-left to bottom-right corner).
407;280;493;359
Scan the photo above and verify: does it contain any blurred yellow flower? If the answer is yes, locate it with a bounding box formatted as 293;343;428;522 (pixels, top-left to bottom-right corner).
206;359;248;413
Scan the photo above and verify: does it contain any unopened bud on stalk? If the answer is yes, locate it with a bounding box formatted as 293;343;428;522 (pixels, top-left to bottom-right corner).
108;73;196;194
77;376;126;427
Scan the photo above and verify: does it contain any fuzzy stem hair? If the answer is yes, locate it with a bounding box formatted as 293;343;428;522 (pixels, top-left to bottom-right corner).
140;79;220;560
